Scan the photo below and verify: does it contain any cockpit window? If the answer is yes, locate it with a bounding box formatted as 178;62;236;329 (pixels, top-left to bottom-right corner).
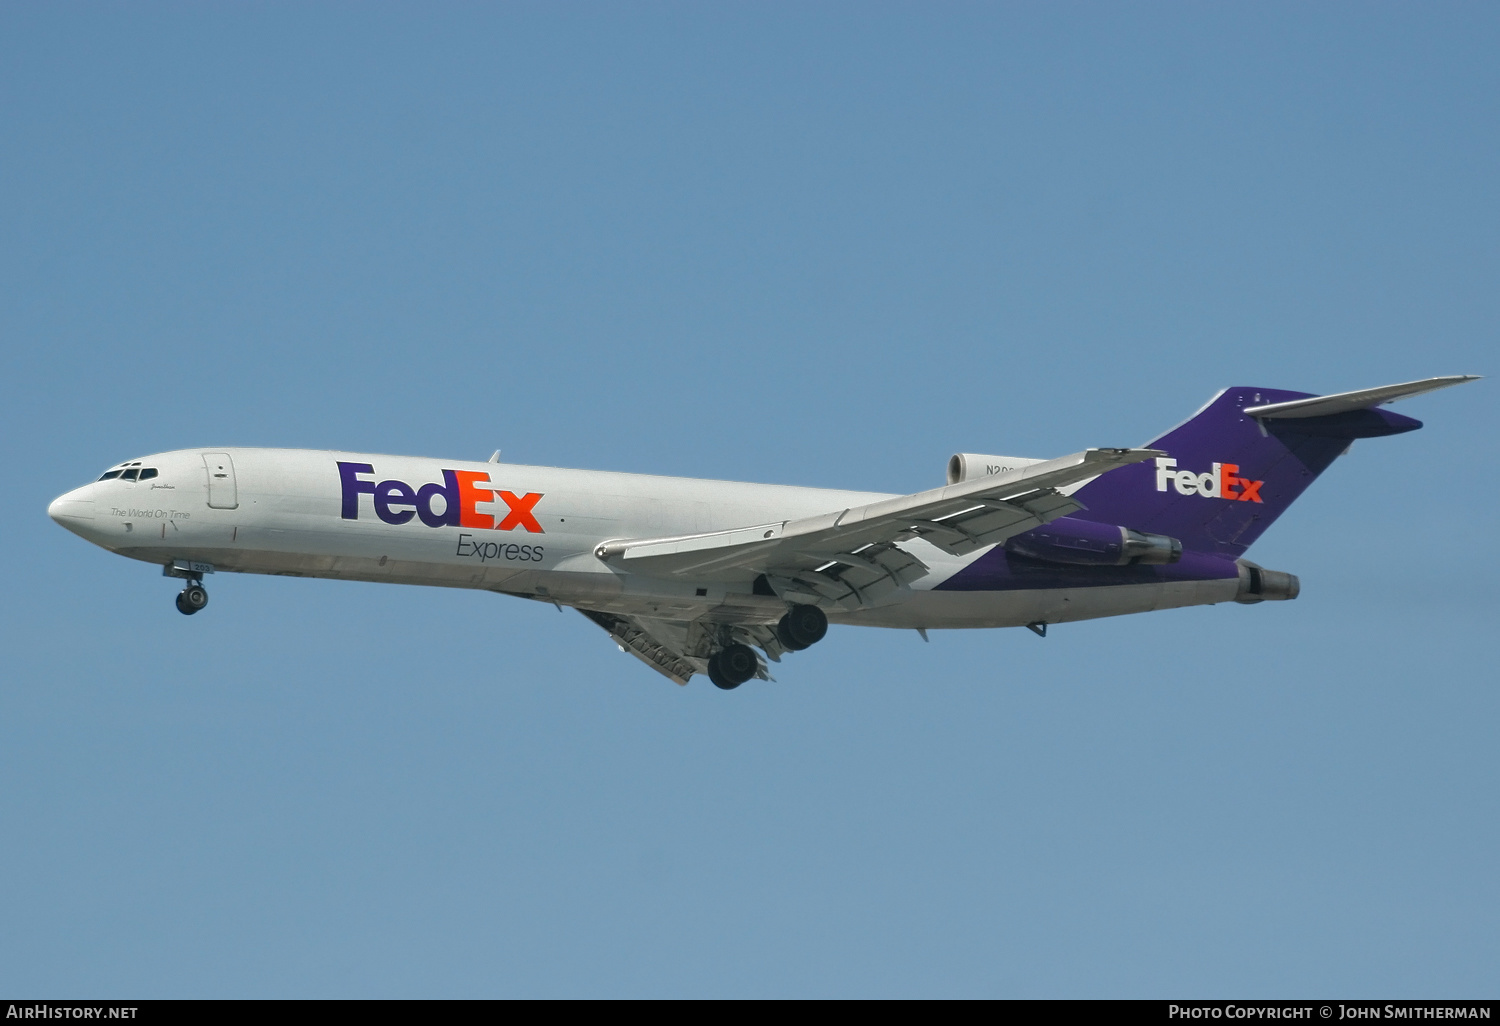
96;462;156;482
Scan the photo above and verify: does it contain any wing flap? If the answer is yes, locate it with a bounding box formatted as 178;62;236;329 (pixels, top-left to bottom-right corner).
577;609;787;684
905;488;1080;556
577;608;697;685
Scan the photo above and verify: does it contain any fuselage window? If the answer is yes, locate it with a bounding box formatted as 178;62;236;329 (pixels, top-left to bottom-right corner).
98;470;122;481
121;469;139;481
139;468;158;481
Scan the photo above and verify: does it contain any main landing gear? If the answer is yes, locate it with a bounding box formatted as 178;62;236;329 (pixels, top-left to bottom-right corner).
707;643;757;690
706;604;830;691
776;603;827;651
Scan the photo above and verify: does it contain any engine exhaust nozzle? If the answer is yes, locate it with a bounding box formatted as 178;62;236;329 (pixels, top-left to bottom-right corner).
1236;560;1300;603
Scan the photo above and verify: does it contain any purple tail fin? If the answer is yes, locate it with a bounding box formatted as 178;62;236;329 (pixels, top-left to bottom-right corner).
1070;387;1421;558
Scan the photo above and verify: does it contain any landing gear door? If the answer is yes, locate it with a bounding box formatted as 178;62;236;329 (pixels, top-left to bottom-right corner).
202;453;238;509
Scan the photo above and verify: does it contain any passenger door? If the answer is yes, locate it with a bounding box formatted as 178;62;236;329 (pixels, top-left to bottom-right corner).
202;453;238;509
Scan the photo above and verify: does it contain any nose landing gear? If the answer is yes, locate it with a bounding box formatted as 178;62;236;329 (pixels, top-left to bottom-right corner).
163;560;215;616
175;584;209;615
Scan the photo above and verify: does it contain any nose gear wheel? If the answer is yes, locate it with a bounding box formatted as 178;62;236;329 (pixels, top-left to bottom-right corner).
175;583;208;615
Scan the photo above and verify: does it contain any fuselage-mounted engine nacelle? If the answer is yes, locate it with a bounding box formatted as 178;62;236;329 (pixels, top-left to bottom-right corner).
1005;516;1183;567
946;453;1047;485
1234;560;1300;603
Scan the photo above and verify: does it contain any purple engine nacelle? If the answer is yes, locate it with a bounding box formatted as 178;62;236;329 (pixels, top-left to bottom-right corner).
1006;516;1183;567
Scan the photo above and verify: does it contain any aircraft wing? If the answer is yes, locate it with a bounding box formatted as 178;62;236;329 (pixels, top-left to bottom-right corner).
595;447;1162;609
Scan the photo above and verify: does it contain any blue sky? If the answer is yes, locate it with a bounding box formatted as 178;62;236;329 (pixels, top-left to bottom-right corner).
2;2;1495;997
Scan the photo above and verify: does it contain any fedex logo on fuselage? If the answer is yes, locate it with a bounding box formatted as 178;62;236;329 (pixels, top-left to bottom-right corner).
338;462;544;531
1154;457;1263;502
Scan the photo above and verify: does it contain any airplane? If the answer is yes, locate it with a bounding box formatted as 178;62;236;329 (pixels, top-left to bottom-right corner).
48;375;1478;690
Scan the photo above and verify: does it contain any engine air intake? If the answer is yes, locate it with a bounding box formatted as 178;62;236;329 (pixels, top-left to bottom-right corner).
946;453;1046;486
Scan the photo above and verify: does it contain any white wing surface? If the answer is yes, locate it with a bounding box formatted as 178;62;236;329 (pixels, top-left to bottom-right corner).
595;447;1161;609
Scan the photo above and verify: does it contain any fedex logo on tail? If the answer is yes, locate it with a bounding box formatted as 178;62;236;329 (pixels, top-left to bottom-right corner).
1154;458;1262;502
338;462;544;532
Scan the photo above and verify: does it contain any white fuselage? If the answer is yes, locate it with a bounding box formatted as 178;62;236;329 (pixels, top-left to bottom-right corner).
48;447;1238;631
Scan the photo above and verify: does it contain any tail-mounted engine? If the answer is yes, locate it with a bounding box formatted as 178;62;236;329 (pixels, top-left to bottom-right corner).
946;453;1046;485
1235;560;1300;603
1005;516;1182;567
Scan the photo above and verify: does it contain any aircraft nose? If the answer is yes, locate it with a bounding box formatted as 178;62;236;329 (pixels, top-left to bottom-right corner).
48;486;95;535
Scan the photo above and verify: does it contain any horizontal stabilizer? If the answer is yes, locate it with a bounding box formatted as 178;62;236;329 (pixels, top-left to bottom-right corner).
1242;375;1480;419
